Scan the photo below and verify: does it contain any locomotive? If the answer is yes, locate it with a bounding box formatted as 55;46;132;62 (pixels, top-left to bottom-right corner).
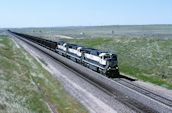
8;30;119;78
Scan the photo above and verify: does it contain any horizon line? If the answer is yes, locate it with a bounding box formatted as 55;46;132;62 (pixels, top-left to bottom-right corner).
1;24;172;29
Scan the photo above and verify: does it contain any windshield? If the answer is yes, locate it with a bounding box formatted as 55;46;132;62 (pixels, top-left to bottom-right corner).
104;55;111;59
111;54;117;60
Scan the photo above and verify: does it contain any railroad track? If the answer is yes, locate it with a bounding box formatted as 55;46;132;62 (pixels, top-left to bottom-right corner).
8;31;153;112
114;78;172;108
7;31;172;112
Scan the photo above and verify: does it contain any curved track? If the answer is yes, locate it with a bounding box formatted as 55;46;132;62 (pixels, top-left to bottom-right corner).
7;31;172;113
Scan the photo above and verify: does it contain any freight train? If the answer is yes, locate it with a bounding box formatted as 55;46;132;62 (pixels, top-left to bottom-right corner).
8;30;119;78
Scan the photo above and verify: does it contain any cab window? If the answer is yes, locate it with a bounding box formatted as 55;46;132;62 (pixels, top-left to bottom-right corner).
104;55;110;59
111;55;117;60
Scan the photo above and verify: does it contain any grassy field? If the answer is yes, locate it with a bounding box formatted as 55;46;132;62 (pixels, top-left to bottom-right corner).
10;25;172;89
12;24;172;40
65;37;172;89
0;35;88;113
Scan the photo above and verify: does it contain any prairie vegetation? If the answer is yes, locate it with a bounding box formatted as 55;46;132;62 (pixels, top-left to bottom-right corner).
12;25;172;89
12;25;172;40
0;35;88;113
66;37;172;89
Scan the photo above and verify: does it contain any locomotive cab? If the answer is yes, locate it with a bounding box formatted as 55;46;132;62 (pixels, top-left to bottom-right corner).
76;47;82;57
62;43;67;51
99;53;117;66
99;53;119;77
107;54;118;68
76;46;87;57
56;41;67;51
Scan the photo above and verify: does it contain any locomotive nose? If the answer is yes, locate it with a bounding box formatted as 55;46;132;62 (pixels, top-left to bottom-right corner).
108;59;117;67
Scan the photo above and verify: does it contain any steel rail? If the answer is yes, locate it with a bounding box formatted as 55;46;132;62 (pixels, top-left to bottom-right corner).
114;78;172;108
7;31;171;112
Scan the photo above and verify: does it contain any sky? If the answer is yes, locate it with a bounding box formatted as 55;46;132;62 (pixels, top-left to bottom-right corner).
0;0;172;28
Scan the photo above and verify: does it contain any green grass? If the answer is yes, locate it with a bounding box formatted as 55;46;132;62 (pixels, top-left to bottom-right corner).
120;65;172;89
67;38;113;48
0;35;88;113
10;25;172;89
11;25;172;40
66;37;172;89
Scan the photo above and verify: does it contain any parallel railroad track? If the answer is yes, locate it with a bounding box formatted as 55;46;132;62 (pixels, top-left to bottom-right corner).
8;31;153;112
8;31;172;113
114;78;172;108
53;58;154;113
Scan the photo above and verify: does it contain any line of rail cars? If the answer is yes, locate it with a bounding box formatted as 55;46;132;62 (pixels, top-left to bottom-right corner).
8;30;119;78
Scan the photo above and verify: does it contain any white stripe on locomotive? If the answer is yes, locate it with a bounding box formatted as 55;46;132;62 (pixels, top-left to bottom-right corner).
57;45;66;51
68;48;82;57
85;53;107;65
68;48;78;54
57;44;107;66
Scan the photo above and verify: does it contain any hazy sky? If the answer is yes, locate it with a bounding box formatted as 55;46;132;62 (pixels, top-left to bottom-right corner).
0;0;171;28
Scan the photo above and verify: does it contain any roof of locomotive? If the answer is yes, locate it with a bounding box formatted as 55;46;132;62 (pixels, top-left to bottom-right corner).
57;41;116;56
